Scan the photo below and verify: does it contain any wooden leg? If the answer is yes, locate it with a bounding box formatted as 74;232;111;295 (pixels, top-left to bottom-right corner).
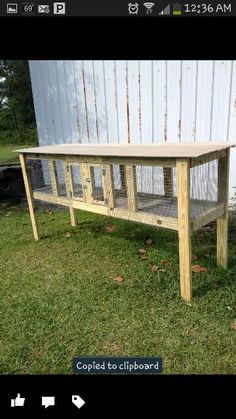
69;207;77;227
177;159;192;301
19;154;40;241
217;215;228;268
217;150;229;268
64;162;77;227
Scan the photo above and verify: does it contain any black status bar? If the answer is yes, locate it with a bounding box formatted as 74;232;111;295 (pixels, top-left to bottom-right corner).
0;0;235;16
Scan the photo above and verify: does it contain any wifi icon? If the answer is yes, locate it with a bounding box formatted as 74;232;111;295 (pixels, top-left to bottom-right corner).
143;2;155;14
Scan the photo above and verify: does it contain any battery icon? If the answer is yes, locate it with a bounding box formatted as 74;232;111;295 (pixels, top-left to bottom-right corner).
173;2;182;15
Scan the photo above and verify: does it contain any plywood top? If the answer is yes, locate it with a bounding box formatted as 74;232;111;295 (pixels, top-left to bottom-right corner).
16;143;235;159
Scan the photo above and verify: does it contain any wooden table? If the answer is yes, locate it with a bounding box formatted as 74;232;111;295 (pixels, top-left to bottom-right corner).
17;143;235;301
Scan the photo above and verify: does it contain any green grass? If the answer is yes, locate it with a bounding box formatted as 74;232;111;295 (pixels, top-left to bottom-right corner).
0;144;34;164
0;204;236;374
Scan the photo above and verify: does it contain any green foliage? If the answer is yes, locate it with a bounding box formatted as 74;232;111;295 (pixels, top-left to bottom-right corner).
0;61;36;142
0;125;38;145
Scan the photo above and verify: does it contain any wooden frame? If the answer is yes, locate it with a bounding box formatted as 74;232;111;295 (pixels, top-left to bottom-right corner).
126;165;138;212
88;164;106;205
63;162;77;226
177;159;192;301
217;149;229;268
48;160;59;196
19;143;233;301
19;154;40;241
68;163;85;202
103;164;115;209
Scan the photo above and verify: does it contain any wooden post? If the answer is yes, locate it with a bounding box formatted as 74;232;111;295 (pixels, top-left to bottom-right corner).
177;159;192;301
48;160;59;196
103;164;115;209
89;166;96;201
81;163;93;204
126;165;138;212
19;154;40;241
217;150;229;268
163;167;174;196
63;162;77;227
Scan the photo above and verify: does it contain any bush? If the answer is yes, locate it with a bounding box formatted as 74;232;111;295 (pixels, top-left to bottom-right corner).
0;125;38;145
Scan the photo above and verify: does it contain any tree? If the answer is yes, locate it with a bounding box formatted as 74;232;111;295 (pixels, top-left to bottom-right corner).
0;60;36;132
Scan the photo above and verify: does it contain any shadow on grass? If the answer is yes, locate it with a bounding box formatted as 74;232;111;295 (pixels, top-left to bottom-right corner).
20;206;236;299
194;276;234;298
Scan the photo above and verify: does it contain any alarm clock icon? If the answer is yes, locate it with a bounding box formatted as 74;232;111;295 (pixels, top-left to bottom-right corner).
128;3;139;14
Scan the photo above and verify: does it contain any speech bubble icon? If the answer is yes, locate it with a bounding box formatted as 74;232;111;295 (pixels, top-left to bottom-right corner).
42;396;55;408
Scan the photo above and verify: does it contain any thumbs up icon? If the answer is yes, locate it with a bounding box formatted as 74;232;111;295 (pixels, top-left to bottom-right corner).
11;394;25;407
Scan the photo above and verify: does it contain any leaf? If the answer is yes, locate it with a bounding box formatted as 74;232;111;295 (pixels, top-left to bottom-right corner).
113;276;124;283
227;306;233;311
203;226;213;232
161;259;172;266
145;239;153;246
4;211;12;217
192;254;198;261
138;249;146;255
65;232;71;238
192;265;207;273
230;322;236;330
140;255;149;260
104;224;116;233
150;264;159;271
158;269;166;273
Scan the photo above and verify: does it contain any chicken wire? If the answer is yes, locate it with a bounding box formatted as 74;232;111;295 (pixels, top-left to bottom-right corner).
27;158;220;220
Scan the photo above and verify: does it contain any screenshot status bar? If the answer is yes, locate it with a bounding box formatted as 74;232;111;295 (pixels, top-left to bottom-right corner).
0;1;235;16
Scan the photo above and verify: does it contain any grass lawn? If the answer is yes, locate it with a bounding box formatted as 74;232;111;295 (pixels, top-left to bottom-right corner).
0;144;34;164
0;203;236;374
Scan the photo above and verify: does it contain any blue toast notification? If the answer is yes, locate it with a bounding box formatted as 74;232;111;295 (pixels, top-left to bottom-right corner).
73;357;162;374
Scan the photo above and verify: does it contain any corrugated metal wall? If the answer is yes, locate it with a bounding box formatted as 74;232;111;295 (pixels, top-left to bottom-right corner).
29;60;236;199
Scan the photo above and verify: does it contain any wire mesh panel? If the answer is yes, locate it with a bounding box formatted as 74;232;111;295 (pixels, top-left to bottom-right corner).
71;164;84;200
27;159;52;194
190;159;218;217
54;160;66;196
136;166;178;217
27;159;69;197
27;157;220;228
112;164;128;209
90;165;104;203
110;160;219;221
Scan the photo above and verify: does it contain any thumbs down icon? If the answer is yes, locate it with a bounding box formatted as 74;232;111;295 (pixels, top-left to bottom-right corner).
11;393;25;407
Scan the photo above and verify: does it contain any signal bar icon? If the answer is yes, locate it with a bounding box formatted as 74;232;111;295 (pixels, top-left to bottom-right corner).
159;4;170;15
143;2;155;14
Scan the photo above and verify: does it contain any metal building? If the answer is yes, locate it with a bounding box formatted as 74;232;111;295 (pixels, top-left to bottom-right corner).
29;60;236;200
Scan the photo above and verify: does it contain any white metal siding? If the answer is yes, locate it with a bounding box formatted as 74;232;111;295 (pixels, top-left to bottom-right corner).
29;60;236;200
